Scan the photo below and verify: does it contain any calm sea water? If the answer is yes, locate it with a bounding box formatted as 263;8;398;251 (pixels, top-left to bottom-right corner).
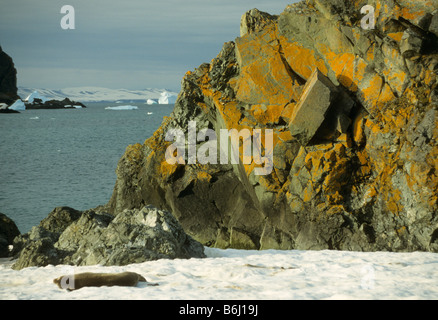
0;102;174;233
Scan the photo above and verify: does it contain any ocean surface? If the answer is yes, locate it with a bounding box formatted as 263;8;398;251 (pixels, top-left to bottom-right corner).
0;102;174;233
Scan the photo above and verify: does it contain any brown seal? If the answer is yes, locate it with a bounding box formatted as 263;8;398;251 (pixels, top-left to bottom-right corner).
53;271;148;291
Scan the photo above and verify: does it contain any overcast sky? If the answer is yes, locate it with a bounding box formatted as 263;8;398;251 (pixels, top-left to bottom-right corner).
0;0;293;91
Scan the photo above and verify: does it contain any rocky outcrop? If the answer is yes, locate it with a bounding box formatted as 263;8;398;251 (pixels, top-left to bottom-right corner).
0;46;21;113
11;206;205;270
0;46;20;106
0;104;20;113
107;0;438;253
0;213;20;257
25;98;87;109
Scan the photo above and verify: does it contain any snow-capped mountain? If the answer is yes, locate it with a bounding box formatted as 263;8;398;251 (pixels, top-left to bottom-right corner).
18;87;179;103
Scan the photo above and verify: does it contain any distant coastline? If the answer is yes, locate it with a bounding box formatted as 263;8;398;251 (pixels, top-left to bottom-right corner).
18;87;179;103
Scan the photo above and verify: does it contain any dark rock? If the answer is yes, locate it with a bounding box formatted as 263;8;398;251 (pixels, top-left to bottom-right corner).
60;206;205;266
289;68;355;146
0;105;20;113
12;205;205;270
12;238;60;270
400;29;423;57
11;206;82;258
240;8;278;36
430;14;438;37
39;206;82;236
26;98;87;109
0;46;20;106
0;213;20;257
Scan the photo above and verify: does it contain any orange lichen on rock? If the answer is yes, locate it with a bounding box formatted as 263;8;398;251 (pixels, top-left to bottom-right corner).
400;7;426;23
387;32;404;42
233;26;299;106
359;73;385;112
315;43;355;89
279;38;328;80
250;104;285;125
378;83;396;106
280;102;296;123
197;171;212;182
159;158;180;180
352;112;367;146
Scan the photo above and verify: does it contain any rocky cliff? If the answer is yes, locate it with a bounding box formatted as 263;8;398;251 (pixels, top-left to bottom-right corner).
0;46;20;105
108;0;438;252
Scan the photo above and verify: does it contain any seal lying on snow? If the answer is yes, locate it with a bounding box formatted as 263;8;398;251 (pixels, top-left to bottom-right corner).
53;271;150;291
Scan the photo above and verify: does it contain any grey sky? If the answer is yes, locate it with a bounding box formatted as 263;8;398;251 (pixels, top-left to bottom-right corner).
0;0;293;91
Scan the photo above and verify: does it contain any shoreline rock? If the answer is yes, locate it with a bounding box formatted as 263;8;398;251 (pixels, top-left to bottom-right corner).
0;213;20;258
0;106;20;113
0;46;21;113
11;206;205;270
0;46;20;106
25;97;87;109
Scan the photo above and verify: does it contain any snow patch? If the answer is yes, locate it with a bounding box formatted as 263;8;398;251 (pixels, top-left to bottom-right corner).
1;248;438;300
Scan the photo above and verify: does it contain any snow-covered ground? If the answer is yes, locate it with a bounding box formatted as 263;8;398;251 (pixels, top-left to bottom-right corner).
1;248;438;300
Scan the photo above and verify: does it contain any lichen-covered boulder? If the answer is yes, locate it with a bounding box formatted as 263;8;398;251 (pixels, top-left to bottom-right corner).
107;0;438;252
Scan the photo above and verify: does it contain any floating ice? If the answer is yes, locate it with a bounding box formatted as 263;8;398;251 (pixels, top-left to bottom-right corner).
25;91;48;103
8;100;26;111
146;99;158;105
64;105;83;109
158;91;177;104
105;105;138;110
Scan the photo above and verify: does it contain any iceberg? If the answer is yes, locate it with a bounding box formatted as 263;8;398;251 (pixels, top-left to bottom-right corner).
105;105;138;110
25;90;48;103
9;99;26;111
158;91;177;104
146;99;158;105
64;105;83;109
